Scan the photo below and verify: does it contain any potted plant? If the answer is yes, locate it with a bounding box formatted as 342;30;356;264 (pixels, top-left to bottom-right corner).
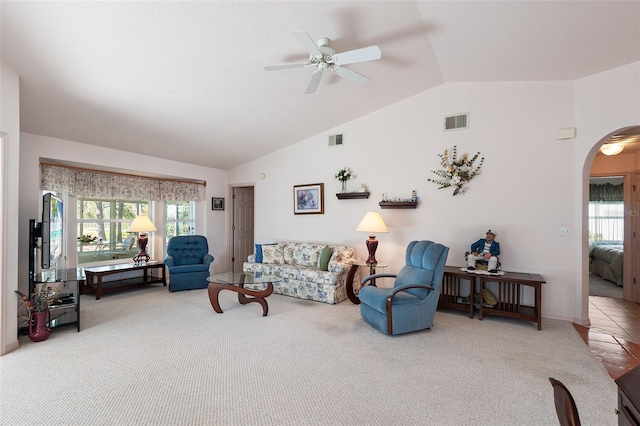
78;234;97;244
15;285;59;342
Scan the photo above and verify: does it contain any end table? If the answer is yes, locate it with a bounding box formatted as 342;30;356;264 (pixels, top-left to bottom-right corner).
345;260;389;304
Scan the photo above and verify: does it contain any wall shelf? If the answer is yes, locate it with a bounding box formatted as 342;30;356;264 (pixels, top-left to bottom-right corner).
336;192;370;200
379;201;418;209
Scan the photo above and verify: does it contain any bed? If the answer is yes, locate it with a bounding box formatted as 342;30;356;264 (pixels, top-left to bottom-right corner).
589;245;623;286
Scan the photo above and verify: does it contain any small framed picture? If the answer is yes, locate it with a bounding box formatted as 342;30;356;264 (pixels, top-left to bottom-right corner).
293;183;324;215
212;197;225;211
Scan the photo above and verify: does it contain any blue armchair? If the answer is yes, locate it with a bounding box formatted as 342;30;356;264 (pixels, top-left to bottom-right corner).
163;235;214;292
359;240;449;335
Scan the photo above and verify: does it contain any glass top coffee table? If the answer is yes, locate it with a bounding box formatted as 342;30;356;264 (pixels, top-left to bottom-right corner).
207;272;280;316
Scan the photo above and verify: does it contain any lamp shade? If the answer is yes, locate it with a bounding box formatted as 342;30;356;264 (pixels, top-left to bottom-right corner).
356;212;388;235
127;215;157;233
600;143;624;156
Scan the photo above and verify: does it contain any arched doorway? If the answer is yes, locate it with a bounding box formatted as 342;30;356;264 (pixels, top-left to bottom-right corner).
583;125;640;341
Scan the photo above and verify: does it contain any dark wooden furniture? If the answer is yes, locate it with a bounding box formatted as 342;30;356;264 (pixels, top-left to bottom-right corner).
207;272;277;316
549;377;582;426
83;262;166;300
35;268;84;332
336;192;370;199
379;201;418;209
479;271;546;330
440;267;546;329
345;260;389;304
439;266;476;318
616;365;640;426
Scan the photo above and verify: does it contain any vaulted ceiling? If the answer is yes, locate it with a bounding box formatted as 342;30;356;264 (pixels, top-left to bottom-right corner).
2;1;639;170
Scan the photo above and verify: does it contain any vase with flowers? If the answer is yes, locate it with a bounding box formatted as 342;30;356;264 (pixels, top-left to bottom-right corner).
335;167;356;193
16;285;59;342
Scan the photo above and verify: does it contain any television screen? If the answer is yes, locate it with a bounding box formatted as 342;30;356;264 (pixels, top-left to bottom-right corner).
42;193;63;269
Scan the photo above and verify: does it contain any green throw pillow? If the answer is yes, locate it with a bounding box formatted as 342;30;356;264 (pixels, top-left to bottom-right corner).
318;246;331;271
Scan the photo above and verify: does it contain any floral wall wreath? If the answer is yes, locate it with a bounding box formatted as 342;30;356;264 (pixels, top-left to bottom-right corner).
428;146;484;196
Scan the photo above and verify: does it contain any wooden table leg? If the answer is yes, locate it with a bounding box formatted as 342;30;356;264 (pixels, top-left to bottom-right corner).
208;282;274;316
207;284;224;314
536;283;542;330
345;264;360;304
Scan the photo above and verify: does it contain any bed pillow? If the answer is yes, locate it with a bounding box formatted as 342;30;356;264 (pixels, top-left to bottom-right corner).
262;244;285;264
255;243;277;263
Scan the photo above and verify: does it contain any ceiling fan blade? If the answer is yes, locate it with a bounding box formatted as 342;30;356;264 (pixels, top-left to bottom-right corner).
332;46;382;65
332;66;370;85
305;70;324;94
264;62;309;71
292;31;323;58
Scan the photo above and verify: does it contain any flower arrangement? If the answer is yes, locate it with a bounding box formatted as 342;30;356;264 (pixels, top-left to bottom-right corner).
335;167;355;182
428;146;484;196
78;234;97;244
15;285;59;313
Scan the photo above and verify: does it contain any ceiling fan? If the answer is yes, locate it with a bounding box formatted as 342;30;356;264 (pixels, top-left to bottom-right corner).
264;31;382;94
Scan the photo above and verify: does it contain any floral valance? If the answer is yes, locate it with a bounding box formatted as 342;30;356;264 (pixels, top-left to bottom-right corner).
40;164;204;202
589;183;623;202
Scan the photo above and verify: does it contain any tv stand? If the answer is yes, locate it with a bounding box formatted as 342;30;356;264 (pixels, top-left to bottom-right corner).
35;268;84;332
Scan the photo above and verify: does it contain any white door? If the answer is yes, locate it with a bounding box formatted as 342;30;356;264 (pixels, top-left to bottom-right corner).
232;187;254;273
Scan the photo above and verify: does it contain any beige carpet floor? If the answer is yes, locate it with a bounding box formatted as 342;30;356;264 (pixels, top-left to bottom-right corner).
0;285;618;425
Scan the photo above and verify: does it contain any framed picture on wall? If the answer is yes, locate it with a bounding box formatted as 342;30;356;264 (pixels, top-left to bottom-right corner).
212;197;225;211
293;183;324;215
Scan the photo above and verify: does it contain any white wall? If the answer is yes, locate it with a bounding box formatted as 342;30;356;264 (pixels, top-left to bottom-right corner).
229;63;640;324
0;60;21;354
574;61;640;323
18;133;230;293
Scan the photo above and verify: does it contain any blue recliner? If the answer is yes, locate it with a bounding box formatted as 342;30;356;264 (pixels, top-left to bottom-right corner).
164;235;214;292
359;240;449;335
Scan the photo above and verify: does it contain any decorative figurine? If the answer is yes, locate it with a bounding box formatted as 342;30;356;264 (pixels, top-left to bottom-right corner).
466;229;500;273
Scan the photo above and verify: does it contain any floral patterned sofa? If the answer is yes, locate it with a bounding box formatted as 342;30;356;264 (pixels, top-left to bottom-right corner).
242;242;359;304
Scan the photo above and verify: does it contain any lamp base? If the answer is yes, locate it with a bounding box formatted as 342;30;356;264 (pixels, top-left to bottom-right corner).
365;237;379;265
133;233;150;264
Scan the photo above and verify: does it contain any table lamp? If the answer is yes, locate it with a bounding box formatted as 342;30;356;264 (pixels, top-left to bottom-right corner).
127;214;157;263
356;211;388;265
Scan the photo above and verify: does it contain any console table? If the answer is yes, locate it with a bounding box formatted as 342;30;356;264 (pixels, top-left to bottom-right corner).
440;267;546;329
83;262;166;300
439;266;476;319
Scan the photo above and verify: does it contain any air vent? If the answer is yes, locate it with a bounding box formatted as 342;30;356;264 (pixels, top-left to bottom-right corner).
329;133;344;146
444;113;469;131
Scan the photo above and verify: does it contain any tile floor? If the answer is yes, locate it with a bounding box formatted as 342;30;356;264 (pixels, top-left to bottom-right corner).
573;296;640;379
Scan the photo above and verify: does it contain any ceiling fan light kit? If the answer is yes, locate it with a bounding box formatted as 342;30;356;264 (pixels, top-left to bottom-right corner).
264;31;382;94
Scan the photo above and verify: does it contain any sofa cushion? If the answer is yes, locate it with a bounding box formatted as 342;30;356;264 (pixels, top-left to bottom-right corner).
255;243;276;263
262;244;285;264
317;245;331;271
283;242;326;267
328;245;356;272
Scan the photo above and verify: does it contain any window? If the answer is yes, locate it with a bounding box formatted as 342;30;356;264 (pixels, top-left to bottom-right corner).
77;198;149;264
588;201;624;245
164;201;196;254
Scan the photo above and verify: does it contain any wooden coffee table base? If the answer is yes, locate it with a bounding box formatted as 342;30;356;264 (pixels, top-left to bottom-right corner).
207;282;274;316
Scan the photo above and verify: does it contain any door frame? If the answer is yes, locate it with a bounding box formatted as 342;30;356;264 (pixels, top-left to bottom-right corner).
227;184;255;273
588;172;634;301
